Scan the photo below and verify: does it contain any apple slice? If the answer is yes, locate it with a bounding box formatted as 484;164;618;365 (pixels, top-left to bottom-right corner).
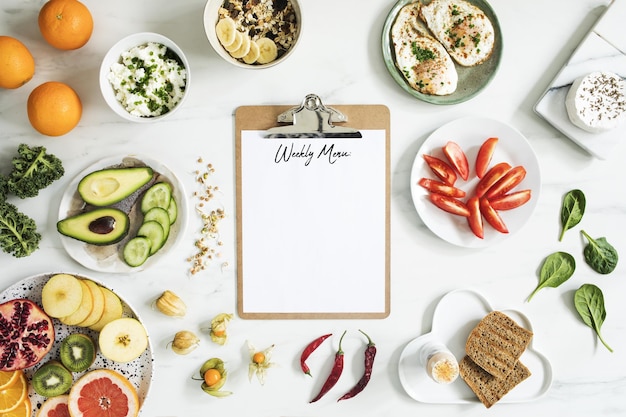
60;280;93;326
41;274;83;318
89;286;124;332
99;318;148;363
76;280;105;328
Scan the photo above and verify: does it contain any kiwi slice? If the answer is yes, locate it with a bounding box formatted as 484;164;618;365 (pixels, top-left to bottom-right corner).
60;333;96;372
32;361;73;397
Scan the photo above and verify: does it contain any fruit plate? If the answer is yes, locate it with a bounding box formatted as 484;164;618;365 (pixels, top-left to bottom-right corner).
398;288;552;404
410;116;541;247
58;154;188;273
0;273;153;415
381;0;503;105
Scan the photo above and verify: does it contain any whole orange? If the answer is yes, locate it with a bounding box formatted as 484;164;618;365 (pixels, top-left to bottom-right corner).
0;36;35;89
27;81;82;136
38;0;94;50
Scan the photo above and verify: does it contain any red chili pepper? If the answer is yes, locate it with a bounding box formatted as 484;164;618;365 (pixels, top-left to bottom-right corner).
337;329;376;401
300;333;332;377
310;330;346;403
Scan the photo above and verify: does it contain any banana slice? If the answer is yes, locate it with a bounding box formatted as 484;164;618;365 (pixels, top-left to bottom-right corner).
230;34;251;59
255;38;278;64
243;40;260;64
224;31;243;53
215;17;237;48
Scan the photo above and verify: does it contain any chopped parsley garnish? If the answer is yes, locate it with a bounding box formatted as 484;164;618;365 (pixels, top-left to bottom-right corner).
472;33;481;47
411;42;436;62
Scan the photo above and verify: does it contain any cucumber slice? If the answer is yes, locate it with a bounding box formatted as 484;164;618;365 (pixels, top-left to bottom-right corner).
143;207;170;241
123;236;152;267
141;182;172;213
166;196;178;225
137;221;165;255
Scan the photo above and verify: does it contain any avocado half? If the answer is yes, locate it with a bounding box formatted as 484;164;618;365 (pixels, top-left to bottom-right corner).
77;166;154;206
57;207;130;245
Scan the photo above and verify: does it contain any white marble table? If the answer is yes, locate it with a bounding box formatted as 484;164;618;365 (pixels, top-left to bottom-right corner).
1;0;625;416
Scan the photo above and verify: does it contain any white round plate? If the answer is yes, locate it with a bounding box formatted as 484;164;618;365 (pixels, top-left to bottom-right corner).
58;155;188;273
398;289;552;404
410;117;541;247
0;273;153;413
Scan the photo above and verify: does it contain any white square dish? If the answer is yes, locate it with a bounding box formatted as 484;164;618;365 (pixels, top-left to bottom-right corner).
534;1;626;159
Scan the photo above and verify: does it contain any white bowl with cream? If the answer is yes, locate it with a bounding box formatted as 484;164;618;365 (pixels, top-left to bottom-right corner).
99;32;190;122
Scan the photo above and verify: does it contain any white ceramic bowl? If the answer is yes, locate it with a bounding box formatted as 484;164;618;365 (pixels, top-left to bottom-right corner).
203;0;302;69
99;32;190;122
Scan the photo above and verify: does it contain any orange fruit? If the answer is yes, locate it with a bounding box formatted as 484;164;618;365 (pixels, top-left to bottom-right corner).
2;397;31;417
38;0;93;50
252;352;265;364
0;36;35;89
0;371;19;391
36;395;70;417
203;368;221;387
27;81;82;136
0;370;27;413
68;369;139;417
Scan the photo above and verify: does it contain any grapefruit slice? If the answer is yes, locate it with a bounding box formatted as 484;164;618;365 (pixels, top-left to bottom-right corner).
68;369;139;417
36;395;69;417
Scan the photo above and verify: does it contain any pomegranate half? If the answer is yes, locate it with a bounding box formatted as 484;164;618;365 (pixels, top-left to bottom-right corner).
0;298;55;371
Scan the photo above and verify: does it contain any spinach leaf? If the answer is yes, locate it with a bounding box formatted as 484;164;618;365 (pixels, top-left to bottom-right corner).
581;230;618;274
559;189;586;241
574;284;613;352
527;251;576;301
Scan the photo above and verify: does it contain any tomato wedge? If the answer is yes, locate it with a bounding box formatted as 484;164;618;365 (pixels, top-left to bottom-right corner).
485;165;526;199
489;189;531;210
428;193;470;217
479;197;509;233
418;178;466;198
423;154;457;186
466;196;484;239
475;137;498;179
442;141;469;181
475;162;511;198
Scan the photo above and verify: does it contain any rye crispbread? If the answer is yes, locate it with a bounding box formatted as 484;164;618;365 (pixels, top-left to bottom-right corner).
459;355;531;408
465;311;533;379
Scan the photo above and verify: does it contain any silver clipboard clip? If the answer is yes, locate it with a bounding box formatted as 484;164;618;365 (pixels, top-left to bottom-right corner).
265;94;362;138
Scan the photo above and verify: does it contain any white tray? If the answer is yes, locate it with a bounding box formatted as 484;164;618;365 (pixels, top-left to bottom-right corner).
534;0;626;159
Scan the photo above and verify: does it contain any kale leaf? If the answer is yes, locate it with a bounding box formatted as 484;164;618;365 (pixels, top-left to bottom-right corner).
0;175;7;202
0;202;41;258
7;143;64;198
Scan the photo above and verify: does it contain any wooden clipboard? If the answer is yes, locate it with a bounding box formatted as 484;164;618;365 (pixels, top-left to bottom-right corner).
235;95;390;319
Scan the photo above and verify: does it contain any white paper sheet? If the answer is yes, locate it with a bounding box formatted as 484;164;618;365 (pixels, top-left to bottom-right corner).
239;129;388;316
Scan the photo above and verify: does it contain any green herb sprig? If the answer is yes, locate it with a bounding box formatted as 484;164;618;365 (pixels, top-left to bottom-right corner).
574;284;612;352
527;252;576;302
581;230;618;274
559;189;585;241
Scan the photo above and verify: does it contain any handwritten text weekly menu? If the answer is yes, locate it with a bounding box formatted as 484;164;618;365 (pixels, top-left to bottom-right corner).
238;129;389;318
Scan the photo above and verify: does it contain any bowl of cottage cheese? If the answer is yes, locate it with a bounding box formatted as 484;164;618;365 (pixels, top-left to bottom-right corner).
100;32;190;122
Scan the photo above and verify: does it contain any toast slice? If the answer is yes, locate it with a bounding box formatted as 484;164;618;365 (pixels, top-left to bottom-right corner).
459;355;531;408
465;311;533;379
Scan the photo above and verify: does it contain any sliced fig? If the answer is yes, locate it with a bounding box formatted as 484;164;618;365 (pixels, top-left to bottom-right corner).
0;298;55;371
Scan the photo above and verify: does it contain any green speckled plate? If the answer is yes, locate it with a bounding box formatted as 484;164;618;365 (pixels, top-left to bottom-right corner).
382;0;503;105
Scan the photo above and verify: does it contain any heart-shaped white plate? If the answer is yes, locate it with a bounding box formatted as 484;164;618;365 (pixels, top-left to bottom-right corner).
398;289;552;404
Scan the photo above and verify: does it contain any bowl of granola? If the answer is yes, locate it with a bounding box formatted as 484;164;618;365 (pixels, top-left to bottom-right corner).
203;0;301;68
99;32;189;122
